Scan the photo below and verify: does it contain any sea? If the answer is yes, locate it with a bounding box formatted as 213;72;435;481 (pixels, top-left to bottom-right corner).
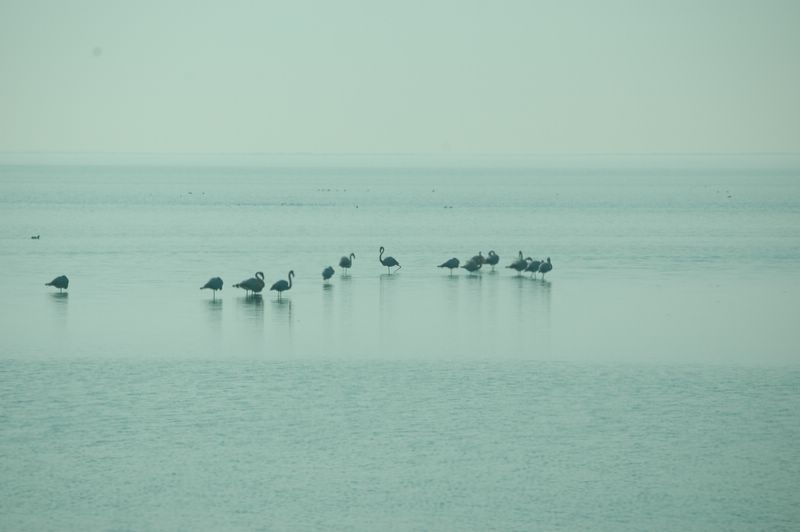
1;154;799;530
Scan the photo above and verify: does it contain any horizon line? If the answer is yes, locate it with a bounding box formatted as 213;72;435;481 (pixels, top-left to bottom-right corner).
1;150;799;159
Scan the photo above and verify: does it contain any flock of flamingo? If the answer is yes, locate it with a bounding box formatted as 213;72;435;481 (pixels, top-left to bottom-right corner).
44;247;553;300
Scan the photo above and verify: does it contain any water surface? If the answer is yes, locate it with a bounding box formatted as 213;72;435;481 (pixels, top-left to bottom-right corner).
1;155;799;530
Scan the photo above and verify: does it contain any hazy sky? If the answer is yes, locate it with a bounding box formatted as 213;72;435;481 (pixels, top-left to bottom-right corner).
1;0;798;155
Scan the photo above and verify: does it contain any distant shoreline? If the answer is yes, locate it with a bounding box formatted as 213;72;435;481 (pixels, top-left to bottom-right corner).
1;151;799;170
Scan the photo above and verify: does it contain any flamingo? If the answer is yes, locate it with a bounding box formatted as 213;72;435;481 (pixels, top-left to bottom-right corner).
233;272;265;296
201;276;223;299
379;246;401;274
45;275;69;292
538;257;553;279
271;270;294;299
506;251;529;275
485;250;499;270
438;257;460;275
526;259;543;278
322;266;335;281
461;259;482;274
469;251;485;265
339;253;355;273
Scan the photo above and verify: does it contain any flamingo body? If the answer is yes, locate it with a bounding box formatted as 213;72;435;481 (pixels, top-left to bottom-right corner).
538;257;553;278
379;246;401;274
507;251;530;274
526;259;543;277
271;270;294;299
233;272;265;295
45;275;69;292
339;253;355;272
507;258;529;273
438;257;460;273
486;250;499;270
201;276;223;298
462;259;482;273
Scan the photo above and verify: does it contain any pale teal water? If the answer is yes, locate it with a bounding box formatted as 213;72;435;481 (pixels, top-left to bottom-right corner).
2;360;798;531
1;155;799;530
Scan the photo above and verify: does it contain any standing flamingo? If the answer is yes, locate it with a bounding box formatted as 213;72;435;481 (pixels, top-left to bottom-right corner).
485;250;499;270
322;266;335;281
339;253;355;274
201;277;223;299
469;252;485;265
461;259;482;274
506;251;529;275
233;272;265;296
438;257;460;275
271;270;294;299
538;257;553;279
526;259;543;278
379;246;401;274
45;275;69;292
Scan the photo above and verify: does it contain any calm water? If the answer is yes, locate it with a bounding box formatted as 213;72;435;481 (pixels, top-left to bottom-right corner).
1;155;799;530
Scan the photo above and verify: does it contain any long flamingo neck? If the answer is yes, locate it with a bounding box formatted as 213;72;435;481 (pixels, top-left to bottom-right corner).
288;272;293;288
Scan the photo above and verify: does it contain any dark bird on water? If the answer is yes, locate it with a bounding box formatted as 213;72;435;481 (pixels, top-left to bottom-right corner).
470;251;485;266
462;259;482;274
201;276;223;299
485;250;499;270
339;253;355;273
45;275;69;292
379;246;401;274
538;257;553;278
322;266;335;281
438;257;460;274
506;251;530;274
233;271;265;296
271;270;294;299
526;259;543;278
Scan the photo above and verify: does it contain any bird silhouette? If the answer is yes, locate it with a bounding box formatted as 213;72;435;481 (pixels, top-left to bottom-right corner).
538;257;553;279
201;277;223;299
379;246;401;274
271;270;294;299
485;250;499;270
45;275;69;292
461;259;482;274
526;259;543;278
438;257;460;274
470;252;485;265
233;272;265;296
506;251;529;274
339;253;355;273
322;266;335;281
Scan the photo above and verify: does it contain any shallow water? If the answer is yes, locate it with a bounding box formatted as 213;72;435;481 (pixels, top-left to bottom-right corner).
2;360;799;531
1;155;799;530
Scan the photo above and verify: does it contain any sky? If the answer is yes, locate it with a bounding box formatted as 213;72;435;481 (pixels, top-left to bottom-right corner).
0;0;798;155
